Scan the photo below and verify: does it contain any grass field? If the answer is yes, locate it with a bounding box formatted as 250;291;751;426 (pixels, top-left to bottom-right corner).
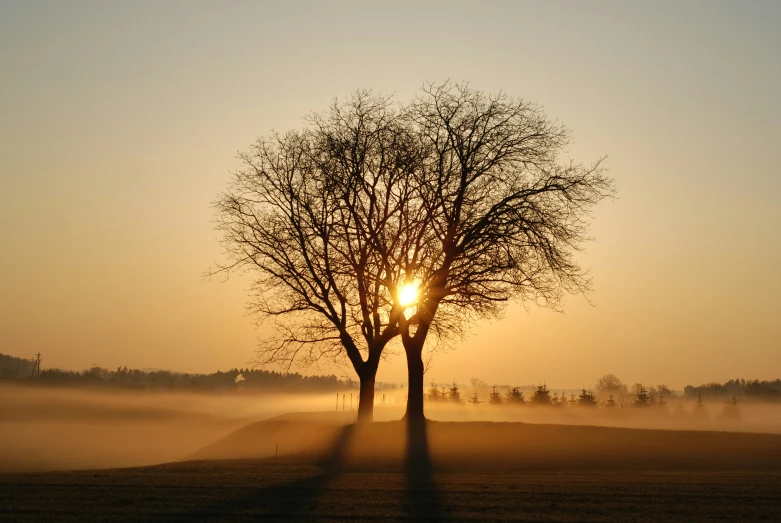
2;459;779;522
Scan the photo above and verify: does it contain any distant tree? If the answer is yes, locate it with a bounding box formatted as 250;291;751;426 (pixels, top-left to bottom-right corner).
720;396;740;420
578;388;597;406
595;374;629;406
470;377;487;391
694;392;705;408
633;384;651;407
490;385;503;404
531;384;552;406
449;382;462;403
685;378;781;402
656;384;673;398
557;390;568;407
0;353;35;379
648;386;658;404
689;392;708;420
505;386;526;404
657;393;667;409
469;391;480;404
428;381;444;401
605;394;618;408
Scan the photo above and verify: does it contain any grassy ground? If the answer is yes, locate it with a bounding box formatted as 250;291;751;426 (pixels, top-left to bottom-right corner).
2;459;779;522
3;385;781;522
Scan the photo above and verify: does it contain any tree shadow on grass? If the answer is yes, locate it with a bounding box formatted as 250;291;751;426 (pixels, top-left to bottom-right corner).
404;420;446;522
145;424;355;523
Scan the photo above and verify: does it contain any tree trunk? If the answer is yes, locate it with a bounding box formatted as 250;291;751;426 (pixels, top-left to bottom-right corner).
356;370;376;423
403;344;426;421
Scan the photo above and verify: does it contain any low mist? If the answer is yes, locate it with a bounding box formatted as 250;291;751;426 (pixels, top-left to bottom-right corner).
0;382;346;473
3;382;780;474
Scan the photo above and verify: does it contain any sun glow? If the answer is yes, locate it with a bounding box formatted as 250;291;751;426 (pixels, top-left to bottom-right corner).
398;283;419;307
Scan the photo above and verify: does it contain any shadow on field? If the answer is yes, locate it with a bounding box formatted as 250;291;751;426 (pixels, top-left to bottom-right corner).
153;424;356;522
143;419;447;522
405;420;446;521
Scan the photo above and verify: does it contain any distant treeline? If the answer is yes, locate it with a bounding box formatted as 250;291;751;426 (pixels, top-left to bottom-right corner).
0;353;35;379
0;353;355;393
433;373;781;407
684;379;781;402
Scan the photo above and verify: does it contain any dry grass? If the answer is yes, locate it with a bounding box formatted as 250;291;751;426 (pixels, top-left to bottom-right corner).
2;458;779;522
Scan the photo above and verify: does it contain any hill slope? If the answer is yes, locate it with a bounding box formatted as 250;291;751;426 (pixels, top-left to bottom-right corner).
191;415;781;471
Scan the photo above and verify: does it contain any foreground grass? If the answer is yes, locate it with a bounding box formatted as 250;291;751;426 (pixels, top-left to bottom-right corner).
1;458;779;522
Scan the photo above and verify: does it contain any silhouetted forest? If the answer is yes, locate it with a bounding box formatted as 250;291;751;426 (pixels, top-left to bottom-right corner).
0;353;34;379
428;374;781;406
0;353;353;393
685;379;781;402
3;353;779;400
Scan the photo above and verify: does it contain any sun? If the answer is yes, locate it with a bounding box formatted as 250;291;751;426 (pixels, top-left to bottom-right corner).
398;283;419;307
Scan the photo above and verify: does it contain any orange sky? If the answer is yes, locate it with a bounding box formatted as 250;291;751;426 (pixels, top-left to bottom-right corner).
1;1;779;390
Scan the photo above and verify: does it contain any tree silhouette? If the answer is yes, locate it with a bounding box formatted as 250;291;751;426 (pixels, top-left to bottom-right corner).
531;384;552;406
633;384;651;407
489;385;503;404
428;381;444;401
469;390;480;404
557;390;569;407
578;388;597;406
657;393;667;409
595;374;629;406
505;386;526;404
551;390;561;406
449;381;462;403
212;92;423;422
395;82;614;419
721;395;740;419
213;82;614;422
691;392;709;420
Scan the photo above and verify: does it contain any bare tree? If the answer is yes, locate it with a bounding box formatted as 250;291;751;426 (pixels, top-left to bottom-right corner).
212;92;424;422
395;82;615;420
470;377;487;391
633;383;652;407
213;82;614;422
595;373;629;406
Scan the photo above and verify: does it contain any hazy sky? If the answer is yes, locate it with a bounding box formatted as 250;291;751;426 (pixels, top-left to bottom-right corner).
2;1;779;390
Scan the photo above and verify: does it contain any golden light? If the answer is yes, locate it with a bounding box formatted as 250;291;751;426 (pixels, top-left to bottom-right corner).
398;283;419;307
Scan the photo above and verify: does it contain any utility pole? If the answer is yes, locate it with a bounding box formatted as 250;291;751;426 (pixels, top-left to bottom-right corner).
30;353;41;378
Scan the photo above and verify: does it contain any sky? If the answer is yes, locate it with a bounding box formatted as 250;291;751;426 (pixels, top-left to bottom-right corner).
1;1;779;390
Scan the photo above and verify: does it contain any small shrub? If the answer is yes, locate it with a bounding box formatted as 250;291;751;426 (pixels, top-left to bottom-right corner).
720;396;740;420
633;384;651;407
505;386;525;404
578;388;597;407
449;382;462;403
489;385;503;404
531;384;552;406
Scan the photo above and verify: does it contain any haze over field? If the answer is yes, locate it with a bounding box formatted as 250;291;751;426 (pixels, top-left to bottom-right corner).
2;381;780;473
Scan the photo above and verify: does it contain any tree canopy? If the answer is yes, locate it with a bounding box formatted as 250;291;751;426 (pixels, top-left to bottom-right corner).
213;82;615;421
